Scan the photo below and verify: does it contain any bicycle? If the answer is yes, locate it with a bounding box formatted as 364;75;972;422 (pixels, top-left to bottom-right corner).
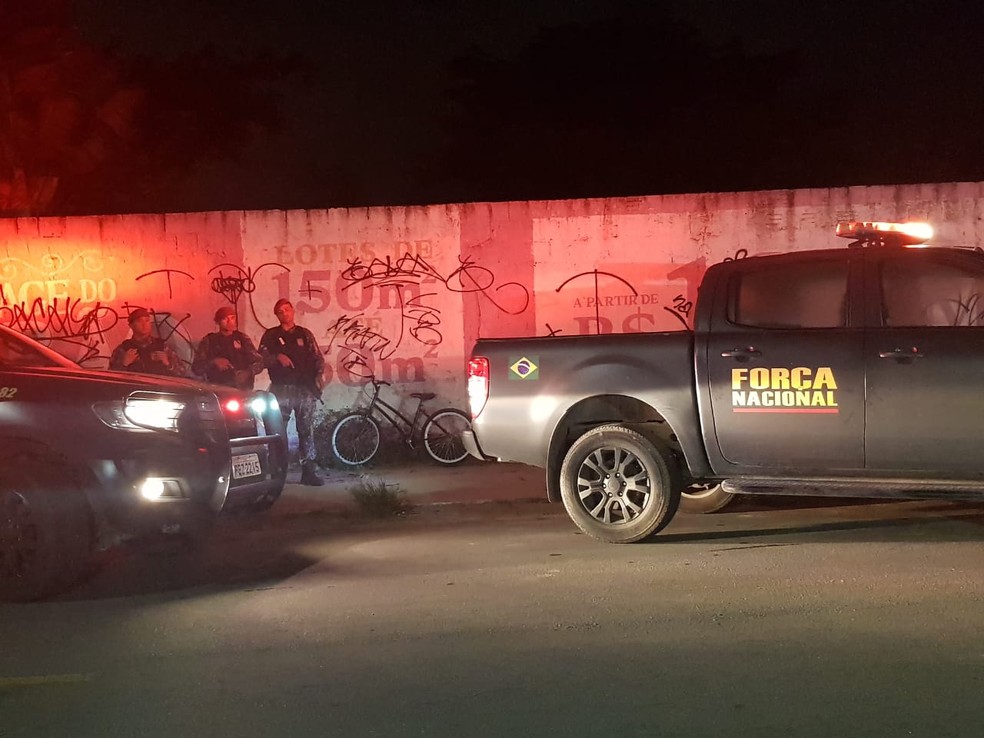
330;377;472;466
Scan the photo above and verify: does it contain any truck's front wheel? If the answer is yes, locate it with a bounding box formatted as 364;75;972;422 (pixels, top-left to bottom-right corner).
559;425;680;543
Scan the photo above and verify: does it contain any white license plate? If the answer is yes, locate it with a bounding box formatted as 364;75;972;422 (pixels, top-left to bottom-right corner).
232;453;262;480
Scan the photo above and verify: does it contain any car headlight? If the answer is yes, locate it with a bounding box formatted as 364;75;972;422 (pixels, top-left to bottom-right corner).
93;394;186;432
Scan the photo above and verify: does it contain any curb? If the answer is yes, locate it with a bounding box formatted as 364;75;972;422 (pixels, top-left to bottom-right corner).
277;460;546;511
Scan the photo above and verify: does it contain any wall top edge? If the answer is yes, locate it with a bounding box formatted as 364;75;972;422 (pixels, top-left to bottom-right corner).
2;180;982;224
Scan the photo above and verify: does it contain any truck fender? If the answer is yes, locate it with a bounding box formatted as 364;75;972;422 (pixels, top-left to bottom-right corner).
543;394;706;503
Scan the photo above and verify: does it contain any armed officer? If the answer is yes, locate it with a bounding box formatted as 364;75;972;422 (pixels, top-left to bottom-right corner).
109;308;183;376
259;298;326;486
192;306;263;390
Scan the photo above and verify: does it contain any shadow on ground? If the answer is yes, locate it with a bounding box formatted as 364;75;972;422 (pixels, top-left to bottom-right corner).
48;498;554;603
41;491;984;603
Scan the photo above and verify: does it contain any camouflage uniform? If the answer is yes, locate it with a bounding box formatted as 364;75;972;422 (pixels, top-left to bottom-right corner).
109;336;183;376
259;323;325;468
192;330;263;389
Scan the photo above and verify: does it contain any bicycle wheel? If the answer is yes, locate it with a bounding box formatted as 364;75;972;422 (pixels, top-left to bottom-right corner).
422;409;471;465
331;413;381;466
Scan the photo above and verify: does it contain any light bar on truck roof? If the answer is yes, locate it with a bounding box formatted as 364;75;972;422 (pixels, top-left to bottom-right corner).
835;220;933;246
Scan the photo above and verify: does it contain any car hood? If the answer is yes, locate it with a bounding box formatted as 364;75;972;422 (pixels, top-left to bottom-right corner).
11;365;246;398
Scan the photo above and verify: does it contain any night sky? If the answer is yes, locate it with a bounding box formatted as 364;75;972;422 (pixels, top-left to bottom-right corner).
59;0;984;212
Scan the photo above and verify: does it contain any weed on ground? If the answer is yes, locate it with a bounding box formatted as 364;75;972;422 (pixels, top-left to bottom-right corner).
349;476;413;517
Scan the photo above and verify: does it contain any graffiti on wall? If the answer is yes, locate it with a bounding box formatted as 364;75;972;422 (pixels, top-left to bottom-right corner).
0;237;523;389
542;257;707;336
0;209;776;398
0;297;119;364
132;269;199;370
135;268;194;300
0;252;122;363
207;262;290;325
0;251;226;369
539;238;771;337
552;269;641;335
258;238;529;385
318;252;530;384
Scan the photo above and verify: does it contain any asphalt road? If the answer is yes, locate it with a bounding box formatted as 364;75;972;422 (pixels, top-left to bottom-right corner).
2;494;983;738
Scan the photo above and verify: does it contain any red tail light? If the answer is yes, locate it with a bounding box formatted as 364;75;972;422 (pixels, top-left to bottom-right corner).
223;398;242;413
467;357;490;418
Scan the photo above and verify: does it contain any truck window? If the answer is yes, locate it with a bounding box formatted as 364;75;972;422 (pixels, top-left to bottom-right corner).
730;260;848;329
880;253;984;327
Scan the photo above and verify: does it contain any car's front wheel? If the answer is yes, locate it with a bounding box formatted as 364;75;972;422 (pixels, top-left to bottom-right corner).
0;450;93;602
559;425;680;543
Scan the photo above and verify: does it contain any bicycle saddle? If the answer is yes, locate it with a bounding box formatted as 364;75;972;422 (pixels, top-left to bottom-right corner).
410;392;436;401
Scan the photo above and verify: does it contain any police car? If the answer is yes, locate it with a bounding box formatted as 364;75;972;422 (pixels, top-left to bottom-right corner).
0;324;288;601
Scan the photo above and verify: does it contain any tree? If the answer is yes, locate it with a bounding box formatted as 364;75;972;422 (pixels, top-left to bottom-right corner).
67;46;294;215
0;0;296;216
0;0;142;214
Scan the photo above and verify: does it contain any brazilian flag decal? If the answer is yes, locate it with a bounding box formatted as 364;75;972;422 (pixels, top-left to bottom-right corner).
509;355;539;380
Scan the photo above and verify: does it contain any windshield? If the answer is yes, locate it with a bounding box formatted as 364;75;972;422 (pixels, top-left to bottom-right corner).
0;324;80;369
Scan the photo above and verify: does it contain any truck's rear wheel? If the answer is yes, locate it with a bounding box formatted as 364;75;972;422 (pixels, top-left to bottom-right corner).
0;452;93;602
559;425;680;543
680;483;735;514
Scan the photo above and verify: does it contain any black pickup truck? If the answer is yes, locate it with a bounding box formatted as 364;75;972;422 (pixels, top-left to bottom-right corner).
465;221;984;542
0;325;288;601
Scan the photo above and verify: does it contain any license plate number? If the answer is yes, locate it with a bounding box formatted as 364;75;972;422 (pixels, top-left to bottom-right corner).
232;453;262;480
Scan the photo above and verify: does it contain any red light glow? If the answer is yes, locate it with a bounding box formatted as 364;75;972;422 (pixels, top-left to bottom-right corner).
467;357;490;418
835;220;933;245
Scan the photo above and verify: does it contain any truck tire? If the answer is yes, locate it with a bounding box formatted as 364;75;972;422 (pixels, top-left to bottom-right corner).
559;425;680;543
0;449;93;602
680;483;735;514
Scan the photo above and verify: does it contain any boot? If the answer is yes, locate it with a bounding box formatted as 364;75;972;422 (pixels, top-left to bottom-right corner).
300;463;324;487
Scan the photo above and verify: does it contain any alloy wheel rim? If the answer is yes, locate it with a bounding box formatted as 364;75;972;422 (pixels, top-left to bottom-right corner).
575;446;652;525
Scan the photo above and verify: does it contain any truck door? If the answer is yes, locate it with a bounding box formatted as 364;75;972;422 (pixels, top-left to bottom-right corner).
864;248;984;474
704;251;865;472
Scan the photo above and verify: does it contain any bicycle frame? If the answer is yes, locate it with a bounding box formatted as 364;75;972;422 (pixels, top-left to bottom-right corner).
331;377;471;466
360;380;427;447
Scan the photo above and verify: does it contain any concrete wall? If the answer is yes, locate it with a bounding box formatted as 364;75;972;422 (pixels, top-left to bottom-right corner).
3;181;984;413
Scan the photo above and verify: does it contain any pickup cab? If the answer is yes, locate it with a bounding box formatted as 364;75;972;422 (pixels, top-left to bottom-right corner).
465;221;984;542
0;325;288;600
